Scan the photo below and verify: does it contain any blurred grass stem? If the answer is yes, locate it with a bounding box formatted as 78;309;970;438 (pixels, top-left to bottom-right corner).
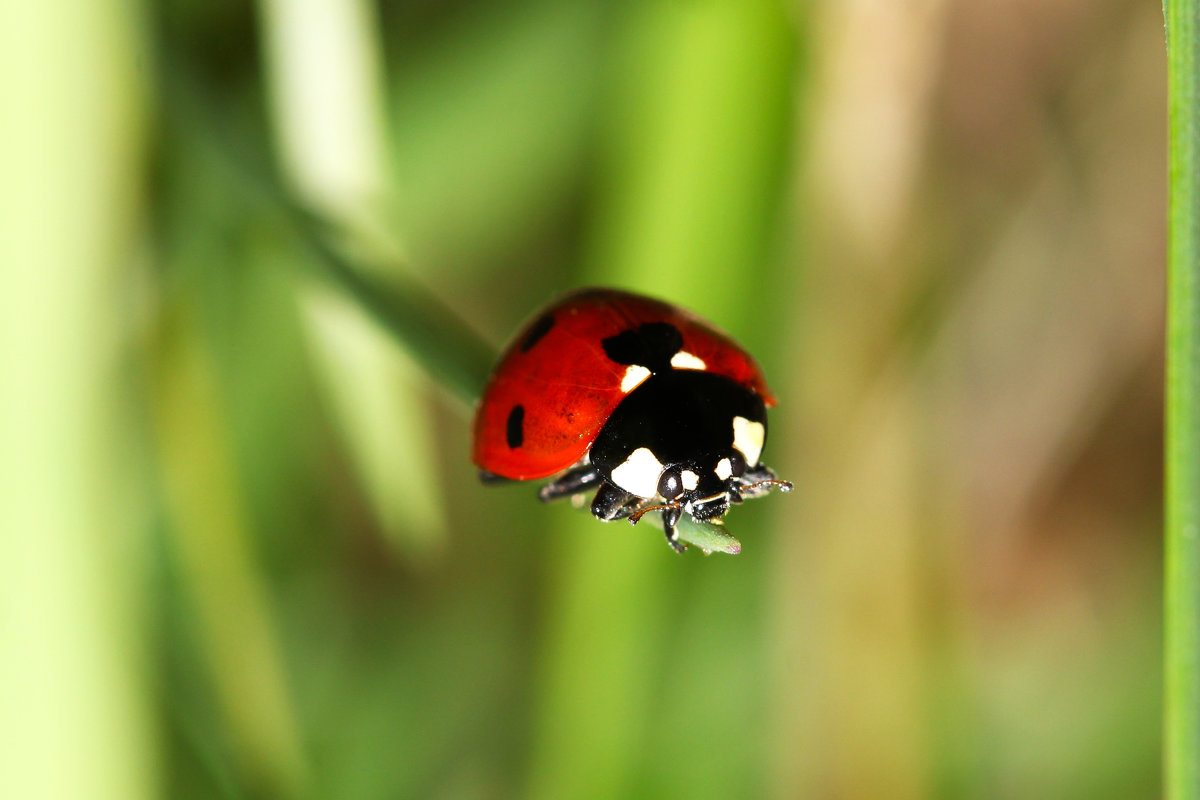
1165;0;1200;795
152;320;308;797
160;53;496;409
0;1;157;797
258;0;448;555
296;228;495;408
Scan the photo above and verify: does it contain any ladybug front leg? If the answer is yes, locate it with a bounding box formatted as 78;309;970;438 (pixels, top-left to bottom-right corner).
736;465;793;499
589;482;641;521
538;466;602;503
659;505;685;553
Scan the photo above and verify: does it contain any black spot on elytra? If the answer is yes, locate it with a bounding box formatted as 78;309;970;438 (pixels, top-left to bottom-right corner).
506;405;525;448
601;322;683;373
520;314;555;352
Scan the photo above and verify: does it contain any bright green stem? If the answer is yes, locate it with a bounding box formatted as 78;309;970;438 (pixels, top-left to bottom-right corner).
1166;0;1200;796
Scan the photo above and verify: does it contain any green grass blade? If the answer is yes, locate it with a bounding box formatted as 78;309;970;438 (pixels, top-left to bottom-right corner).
258;0;448;557
1166;0;1200;796
0;1;158;797
158;57;497;408
296;229;496;407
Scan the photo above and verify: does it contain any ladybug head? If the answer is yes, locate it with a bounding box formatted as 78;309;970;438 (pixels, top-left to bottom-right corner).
654;448;749;522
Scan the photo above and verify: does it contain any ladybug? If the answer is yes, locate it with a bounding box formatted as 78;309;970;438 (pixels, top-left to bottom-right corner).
472;287;791;552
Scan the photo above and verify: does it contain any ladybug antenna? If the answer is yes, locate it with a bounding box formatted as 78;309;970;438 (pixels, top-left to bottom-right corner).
628;502;680;526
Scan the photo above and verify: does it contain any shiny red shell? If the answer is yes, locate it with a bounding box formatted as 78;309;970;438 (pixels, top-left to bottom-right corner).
472;288;775;481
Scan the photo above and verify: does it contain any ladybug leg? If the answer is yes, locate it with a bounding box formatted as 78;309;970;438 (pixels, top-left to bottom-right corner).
736;465;793;499
659;505;685;553
741;465;779;484
590;482;640;522
538;466;602;503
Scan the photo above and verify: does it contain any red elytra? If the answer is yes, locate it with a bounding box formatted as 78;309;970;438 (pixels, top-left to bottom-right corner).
472;287;775;481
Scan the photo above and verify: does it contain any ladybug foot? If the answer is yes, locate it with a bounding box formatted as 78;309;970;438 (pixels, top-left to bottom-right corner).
538;465;601;503
590;482;640;521
659;505;685;553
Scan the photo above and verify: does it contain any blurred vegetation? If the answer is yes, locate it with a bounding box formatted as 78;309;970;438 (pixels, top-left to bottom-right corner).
0;0;1169;799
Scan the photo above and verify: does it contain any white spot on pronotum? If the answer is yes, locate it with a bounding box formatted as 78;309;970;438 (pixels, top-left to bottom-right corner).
670;351;707;370
732;416;764;467
714;457;732;481
610;447;665;499
621;364;651;393
681;470;699;491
